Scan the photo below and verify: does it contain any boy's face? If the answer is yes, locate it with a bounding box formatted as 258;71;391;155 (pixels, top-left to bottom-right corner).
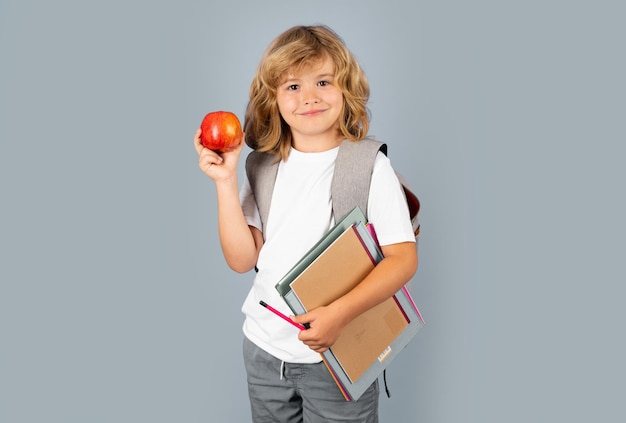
275;57;344;152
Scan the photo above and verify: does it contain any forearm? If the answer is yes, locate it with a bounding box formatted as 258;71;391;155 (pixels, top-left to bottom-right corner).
215;177;260;273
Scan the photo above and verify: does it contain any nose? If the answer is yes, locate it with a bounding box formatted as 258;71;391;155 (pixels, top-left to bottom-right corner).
302;87;320;105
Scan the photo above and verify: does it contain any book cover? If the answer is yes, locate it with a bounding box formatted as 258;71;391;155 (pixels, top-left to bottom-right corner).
275;207;369;298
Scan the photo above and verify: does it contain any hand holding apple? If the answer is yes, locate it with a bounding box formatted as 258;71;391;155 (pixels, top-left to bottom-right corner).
199;111;243;153
194;126;243;182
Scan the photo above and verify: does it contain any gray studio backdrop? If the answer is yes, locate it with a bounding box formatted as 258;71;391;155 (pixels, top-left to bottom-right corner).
1;1;624;422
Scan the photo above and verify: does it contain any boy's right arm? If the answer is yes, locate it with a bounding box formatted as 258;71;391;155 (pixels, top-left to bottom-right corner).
195;130;262;273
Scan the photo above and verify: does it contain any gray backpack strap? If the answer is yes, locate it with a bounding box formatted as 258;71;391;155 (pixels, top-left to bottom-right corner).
245;151;279;238
333;138;421;237
331;138;387;222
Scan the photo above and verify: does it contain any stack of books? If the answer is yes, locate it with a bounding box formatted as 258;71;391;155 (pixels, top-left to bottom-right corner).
275;207;424;401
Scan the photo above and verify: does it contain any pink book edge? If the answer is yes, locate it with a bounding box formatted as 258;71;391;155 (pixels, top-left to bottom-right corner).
365;223;380;247
351;225;377;265
402;285;425;325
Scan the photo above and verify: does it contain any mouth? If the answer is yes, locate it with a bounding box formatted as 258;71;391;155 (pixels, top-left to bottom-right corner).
299;108;327;117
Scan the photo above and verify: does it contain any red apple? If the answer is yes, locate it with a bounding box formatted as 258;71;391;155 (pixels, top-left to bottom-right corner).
199;111;243;153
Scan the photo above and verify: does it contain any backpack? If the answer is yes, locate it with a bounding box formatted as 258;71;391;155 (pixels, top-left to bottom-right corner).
244;138;420;240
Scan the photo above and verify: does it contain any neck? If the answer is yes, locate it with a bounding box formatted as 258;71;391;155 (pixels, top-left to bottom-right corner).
291;135;343;153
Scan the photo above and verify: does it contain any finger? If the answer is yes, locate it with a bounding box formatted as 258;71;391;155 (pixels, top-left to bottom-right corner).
221;135;245;161
199;146;223;163
194;129;203;155
234;136;245;152
200;155;220;170
292;311;312;324
237;132;246;149
198;152;218;171
309;345;328;353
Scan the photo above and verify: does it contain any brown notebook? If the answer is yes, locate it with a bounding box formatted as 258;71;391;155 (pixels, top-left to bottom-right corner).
290;225;409;383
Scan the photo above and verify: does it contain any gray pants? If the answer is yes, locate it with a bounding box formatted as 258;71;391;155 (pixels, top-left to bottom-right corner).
243;337;379;423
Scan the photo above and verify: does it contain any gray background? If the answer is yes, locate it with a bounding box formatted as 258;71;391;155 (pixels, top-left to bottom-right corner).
1;1;624;422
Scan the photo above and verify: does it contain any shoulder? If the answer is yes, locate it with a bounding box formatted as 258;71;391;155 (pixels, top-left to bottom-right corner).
371;152;397;184
338;138;387;156
245;150;276;170
245;150;279;183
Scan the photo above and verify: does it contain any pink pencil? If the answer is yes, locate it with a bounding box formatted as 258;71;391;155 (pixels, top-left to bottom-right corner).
259;300;308;330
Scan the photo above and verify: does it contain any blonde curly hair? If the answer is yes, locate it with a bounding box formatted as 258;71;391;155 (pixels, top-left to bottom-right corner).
244;25;370;161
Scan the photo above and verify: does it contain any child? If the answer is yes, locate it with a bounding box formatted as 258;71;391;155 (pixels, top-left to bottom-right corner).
194;25;417;423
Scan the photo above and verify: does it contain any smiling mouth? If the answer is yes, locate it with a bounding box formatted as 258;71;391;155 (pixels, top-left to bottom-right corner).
300;109;326;117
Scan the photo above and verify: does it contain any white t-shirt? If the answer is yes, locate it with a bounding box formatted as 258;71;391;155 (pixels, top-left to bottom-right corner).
239;145;415;363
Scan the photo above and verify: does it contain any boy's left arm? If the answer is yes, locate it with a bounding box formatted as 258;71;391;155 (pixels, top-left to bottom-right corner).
294;241;417;353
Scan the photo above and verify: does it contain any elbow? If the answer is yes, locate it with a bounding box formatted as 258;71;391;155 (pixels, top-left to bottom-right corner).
226;227;262;274
228;264;255;274
406;250;418;280
397;244;418;282
226;258;257;274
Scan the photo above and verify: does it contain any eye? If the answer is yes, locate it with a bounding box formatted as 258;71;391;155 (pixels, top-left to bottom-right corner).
287;84;299;91
318;80;330;87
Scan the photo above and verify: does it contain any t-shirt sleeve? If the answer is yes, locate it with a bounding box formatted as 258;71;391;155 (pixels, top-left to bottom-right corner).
367;152;416;246
239;175;263;231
